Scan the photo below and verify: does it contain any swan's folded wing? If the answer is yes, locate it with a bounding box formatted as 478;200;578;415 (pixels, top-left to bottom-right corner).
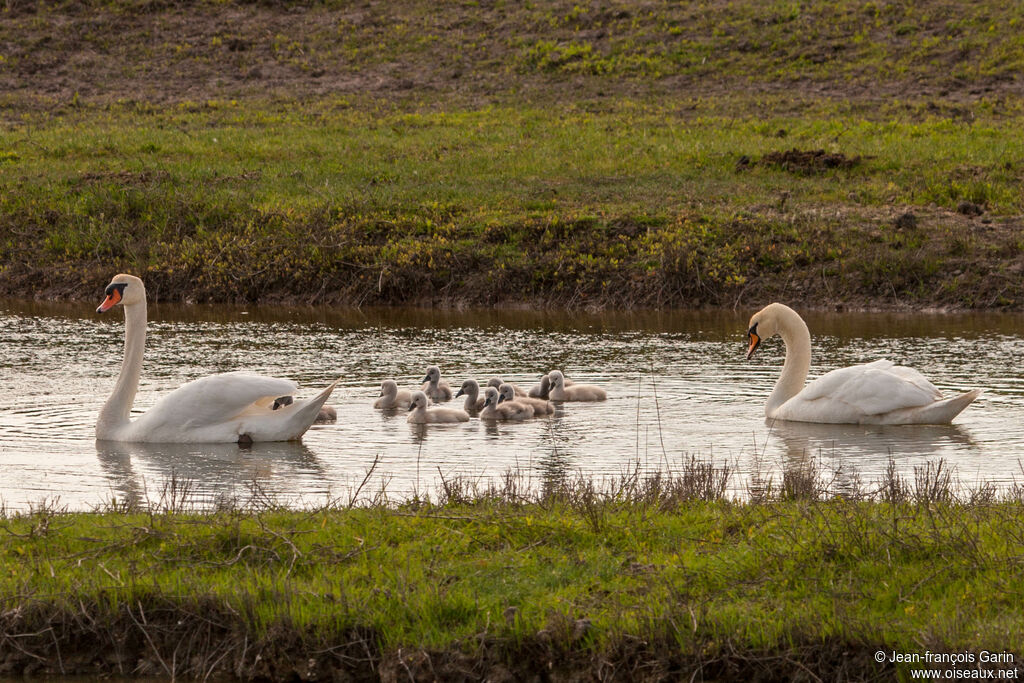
801;360;942;416
148;371;299;427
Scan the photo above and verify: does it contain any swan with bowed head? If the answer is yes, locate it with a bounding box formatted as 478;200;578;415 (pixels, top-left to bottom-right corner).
95;274;337;443
745;303;980;424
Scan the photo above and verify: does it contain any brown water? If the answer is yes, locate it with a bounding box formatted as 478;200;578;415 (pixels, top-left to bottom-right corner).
1;300;1022;512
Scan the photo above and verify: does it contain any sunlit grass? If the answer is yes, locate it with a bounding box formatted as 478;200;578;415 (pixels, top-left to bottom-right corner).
2;463;1023;677
4;99;1023;218
2;97;1022;307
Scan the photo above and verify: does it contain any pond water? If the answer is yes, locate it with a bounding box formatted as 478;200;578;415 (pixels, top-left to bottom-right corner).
1;300;1022;512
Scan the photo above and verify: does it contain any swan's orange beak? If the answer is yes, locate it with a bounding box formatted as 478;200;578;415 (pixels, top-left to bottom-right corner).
96;288;122;313
746;332;761;360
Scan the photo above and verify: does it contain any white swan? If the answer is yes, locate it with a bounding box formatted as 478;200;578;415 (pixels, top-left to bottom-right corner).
374;379;413;409
746;302;980;424
268;394;336;423
548;370;606;401
480;387;534;421
498;383;554;415
406;391;469;424
421;365;453;401
95;274;337;444
454;379;486;413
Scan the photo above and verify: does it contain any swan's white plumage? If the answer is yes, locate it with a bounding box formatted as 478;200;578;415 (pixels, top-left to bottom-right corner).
156;372;299;426
748;303;979;425
95;274;336;443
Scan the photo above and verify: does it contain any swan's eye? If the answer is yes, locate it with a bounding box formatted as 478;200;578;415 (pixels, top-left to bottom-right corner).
104;282;127;300
748;322;758;336
97;282;127;313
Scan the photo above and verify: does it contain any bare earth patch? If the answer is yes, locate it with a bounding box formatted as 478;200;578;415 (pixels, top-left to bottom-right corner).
757;149;862;174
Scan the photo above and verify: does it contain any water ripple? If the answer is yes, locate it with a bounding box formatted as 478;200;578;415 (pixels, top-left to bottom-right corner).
2;301;1022;512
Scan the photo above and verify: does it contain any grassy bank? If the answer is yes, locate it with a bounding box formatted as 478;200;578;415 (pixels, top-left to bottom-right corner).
1;0;1023;309
2;465;1024;680
2;97;1023;309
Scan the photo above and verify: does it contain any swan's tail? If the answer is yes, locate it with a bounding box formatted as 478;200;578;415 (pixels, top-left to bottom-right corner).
905;389;981;424
287;380;339;438
247;380;338;441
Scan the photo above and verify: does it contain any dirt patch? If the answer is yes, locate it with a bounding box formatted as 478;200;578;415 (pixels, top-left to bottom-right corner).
757;149;862;174
957;200;985;216
0;600;901;681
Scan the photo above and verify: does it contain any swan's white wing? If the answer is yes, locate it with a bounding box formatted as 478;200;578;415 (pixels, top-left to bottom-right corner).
800;360;941;416
146;371;298;428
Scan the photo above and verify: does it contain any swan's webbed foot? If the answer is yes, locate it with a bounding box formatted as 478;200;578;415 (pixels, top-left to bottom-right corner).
237;433;254;446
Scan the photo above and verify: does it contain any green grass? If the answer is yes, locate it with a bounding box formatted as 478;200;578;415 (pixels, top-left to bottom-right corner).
3;484;1023;678
1;0;1024;308
2;97;1023;308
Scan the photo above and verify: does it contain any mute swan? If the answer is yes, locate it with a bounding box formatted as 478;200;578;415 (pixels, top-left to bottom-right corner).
374;379;413;409
498;383;554;415
480;387;534;420
95;274;337;443
421;366;453;401
454;379;486;413
407;391;469;424
746;302;980;424
487;377;527;397
548;370;607;402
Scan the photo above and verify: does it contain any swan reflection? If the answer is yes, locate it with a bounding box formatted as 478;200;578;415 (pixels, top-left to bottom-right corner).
767;419;976;492
95;439;326;509
770;419;975;460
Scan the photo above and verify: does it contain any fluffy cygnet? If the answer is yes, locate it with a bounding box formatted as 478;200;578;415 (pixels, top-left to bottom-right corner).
480;387;534;421
498;383;554;415
454;378;487;413
421;365;453;401
527;375;550;399
547;370;607;402
528;372;574;399
374;379;413;409
407;391;469;424
487;377;527;397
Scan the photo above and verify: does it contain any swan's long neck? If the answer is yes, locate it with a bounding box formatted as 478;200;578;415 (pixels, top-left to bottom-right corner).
766;308;811;417
97;300;147;434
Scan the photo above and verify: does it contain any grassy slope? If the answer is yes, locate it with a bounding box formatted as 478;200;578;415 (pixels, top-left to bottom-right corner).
2;98;1022;309
0;0;1023;308
3;497;1023;678
2;0;1023;101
